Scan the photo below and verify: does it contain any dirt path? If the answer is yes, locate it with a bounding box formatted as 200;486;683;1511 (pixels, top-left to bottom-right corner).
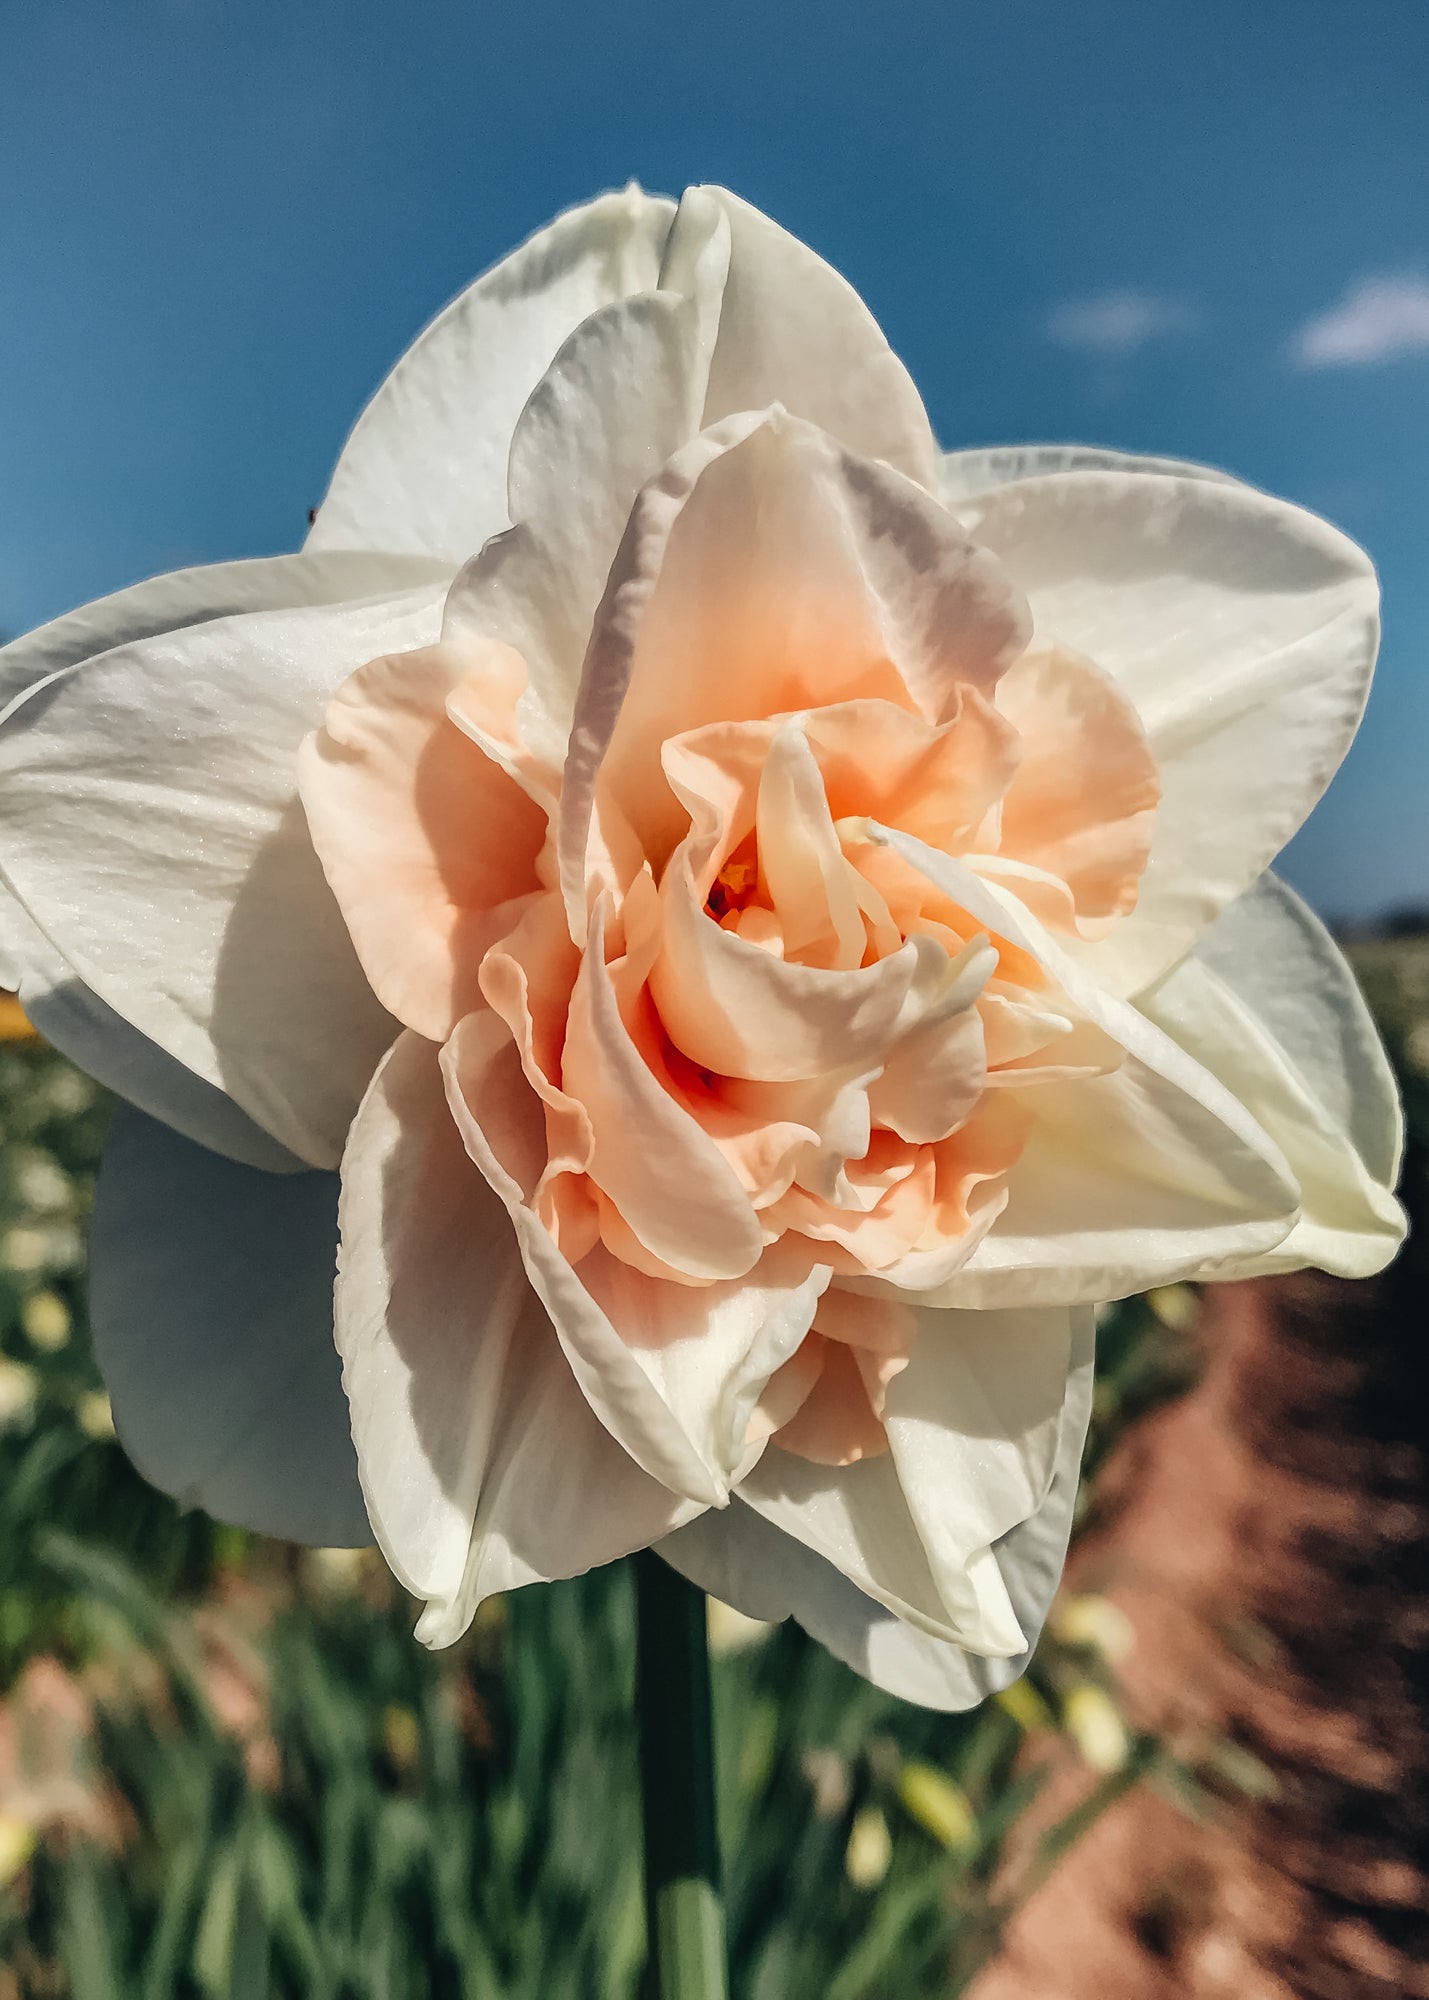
968;1269;1429;2000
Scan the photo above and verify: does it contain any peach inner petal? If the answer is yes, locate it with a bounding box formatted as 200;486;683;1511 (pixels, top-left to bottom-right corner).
994;644;1161;936
769;1336;892;1465
763;1291;916;1466
300;640;551;1041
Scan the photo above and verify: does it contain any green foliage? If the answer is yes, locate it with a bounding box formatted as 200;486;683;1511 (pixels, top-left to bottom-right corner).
1348;933;1429;1274
0;1038;1166;1998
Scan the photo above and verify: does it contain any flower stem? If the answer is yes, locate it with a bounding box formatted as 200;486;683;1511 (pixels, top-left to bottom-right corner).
634;1551;729;2000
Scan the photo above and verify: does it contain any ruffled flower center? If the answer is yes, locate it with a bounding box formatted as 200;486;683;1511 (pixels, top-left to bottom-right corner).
301;452;1160;1476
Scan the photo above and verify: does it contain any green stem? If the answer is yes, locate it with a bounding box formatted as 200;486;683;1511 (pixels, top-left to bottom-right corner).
634;1552;729;2000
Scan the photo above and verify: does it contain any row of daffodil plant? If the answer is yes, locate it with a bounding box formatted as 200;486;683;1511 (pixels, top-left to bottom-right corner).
0;1028;1264;1999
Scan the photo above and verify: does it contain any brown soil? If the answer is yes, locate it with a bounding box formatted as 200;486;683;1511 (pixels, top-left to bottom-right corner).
969;1270;1429;2000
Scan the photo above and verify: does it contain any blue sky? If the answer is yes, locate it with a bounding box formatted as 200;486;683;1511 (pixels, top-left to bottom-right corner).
4;0;1427;919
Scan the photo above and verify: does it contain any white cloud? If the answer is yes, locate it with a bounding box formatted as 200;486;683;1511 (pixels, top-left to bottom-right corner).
1291;272;1429;368
1044;289;1196;359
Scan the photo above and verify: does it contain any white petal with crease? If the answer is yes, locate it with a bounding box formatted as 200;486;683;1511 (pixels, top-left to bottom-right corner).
0;586;447;1167
662;1308;1096;1706
666;186;939;486
740;1447;980;1644
0;551;448;719
1;555;446;1167
1197;874;1401;1184
868;827;1301;1304
496;292;707;687
939;443;1237;508
1142;873;1405;1278
307;187;677;563
957;470;1379;995
336;1030;697;1643
882;1304;1072;1647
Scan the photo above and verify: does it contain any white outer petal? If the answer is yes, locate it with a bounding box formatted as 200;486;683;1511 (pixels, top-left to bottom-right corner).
0;584;447;1167
0;551;448;718
957;469;1380;995
444;185;944;740
660;1308;1096;1710
1196;874;1401;1185
667;186;938;487
0;553;446;1166
881;1304;1073;1649
939;442;1238;508
732;1304;1077;1656
306;186;678;563
88;1106;369;1546
443;287;709;742
336;1031;699;1645
13;922;303;1173
0;550;450;997
1140;873;1405;1278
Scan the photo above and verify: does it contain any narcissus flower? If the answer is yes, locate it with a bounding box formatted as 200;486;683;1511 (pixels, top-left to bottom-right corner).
0;187;1403;1708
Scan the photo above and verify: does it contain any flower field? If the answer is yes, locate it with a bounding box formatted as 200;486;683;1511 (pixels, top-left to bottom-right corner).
0;921;1421;1997
0;1027;1194;1999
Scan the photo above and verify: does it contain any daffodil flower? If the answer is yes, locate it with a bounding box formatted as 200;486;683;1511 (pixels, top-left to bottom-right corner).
0;186;1402;1711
